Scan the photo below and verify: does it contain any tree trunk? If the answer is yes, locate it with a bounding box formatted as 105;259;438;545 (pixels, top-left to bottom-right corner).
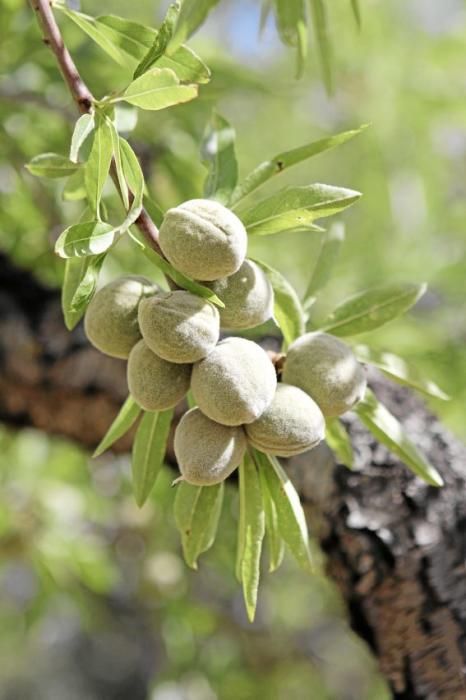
1;254;465;698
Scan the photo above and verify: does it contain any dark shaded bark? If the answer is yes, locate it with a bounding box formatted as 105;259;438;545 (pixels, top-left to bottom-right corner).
1;254;465;698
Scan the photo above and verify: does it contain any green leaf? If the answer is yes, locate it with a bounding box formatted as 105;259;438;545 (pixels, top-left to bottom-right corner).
236;454;265;622
25;153;79;179
117;138;145;228
84;116;113;218
108;121;129;210
258;462;285;572
57;7;128;65
174;481;224;569
353;345;449;401
273;0;308;78
70;114;95;163
70;253;106;312
254;259;305;348
356;389;443;486
350;0;362;28
239;184;361;236
321;283;427;337
201;112;238;204
95;15;210;84
132;409;174;506
118;68;198;111
93;395;141;458
130;232;225;308
63;168;87;201
254;450;318;574
143;195;165;227
55;221;116;258
133;3;180;79
169;0;221;52
325;418;354;469
309;0;333;94
61;257;90;329
231;126;366;207
304;222;344;307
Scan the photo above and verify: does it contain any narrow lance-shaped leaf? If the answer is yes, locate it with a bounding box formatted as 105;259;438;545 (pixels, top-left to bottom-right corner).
85;116;113;219
94;15;211;84
70;113;95;163
356;389;444;487
304;223;345;310
70;253;106;313
115;68;198;111
61;257;90;330
129;231;225;308
201;112;238;204
254;450;320;573
117;138;145;230
133;2;180;79
26;153;79;179
143;195;164;227
309;0;333;94
236;454;265;622
320;283;427;337
325;418;354;470
230;125;367;207
108;121;129;210
273;0;308;78
55;221;116;258
258;461;285;572
93;396;141;458
239;184;361;236
169;0;222;53
174;481;224;569
254;259;306;348
353;345;449;401
132;409;174;506
57;6;128;65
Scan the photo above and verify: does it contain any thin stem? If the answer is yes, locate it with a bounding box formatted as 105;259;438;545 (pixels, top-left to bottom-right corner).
30;0;164;257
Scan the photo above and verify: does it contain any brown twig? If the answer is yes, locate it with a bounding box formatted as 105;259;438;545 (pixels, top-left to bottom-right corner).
30;0;164;256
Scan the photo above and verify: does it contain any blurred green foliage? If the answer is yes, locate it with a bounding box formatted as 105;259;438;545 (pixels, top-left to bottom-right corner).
1;0;465;696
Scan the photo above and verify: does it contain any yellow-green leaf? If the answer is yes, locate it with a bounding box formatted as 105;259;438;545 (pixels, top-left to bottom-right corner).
93;395;141;458
174;481;224;569
119;68;198;111
132;409;174;506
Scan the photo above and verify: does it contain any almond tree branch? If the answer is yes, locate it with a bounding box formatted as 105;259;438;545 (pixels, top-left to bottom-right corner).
30;0;163;256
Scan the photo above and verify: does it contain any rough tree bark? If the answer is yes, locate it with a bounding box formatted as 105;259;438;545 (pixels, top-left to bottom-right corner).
1;253;465;699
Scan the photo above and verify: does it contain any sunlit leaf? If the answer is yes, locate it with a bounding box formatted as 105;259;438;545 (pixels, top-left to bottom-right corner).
133;3;180;79
325;418;354;469
70;253;106;312
254;450;319;573
231;126;366;206
174;481;224;569
236;454;265;622
93;395;141;457
309;0;333;93
356;389;443;487
354;345;449;401
95;15;211;83
239;184;361;236
108;121;129;209
84;116;113;218
132;409;174;506
258;462;285;572
57;6;128;65
201;112;238;204
304;222;345;308
118;68;198;111
63;169;87;201
169;0;221;52
61;257;89;329
70;113;95;163
26;153;79;179
254;259;306;348
321;283;427;337
117;137;144;228
55;221;116;258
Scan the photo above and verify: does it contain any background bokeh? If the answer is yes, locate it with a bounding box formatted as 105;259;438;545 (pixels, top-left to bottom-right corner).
0;0;465;697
